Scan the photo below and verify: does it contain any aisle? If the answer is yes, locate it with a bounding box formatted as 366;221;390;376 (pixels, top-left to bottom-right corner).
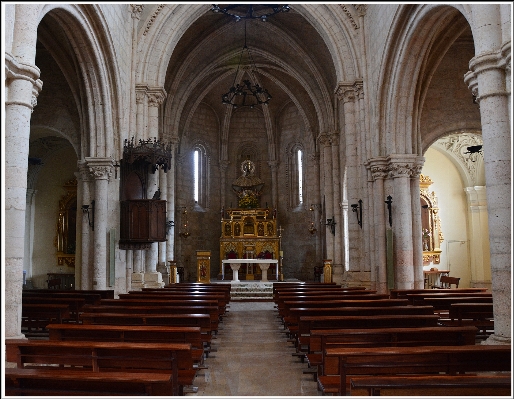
188;301;319;396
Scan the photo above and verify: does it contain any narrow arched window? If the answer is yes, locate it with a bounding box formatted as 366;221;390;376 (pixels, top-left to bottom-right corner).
192;144;209;208
297;149;303;204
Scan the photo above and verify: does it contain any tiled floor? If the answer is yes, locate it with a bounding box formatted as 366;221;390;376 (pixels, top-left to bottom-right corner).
187;301;320;397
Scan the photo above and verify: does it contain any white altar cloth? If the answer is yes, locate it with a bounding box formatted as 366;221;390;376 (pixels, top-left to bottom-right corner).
222;259;279;281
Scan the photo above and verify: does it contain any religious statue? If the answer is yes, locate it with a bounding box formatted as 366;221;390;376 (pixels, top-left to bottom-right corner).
232;158;264;209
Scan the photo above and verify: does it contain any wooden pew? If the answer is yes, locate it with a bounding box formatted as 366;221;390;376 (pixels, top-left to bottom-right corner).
81;304;221;334
278;298;409;322
23;289;114;299
47;323;206;366
79;312;214;349
22;296;87;323
319;344;511;396
349;374;512;396
412;296;493;313
5;339;193;396
5;368;177;396
390;288;488;299
23;291;102;305
440;302;495;335
120;292;228;315
406;292;493;305
21;304;70;335
306;325;478;379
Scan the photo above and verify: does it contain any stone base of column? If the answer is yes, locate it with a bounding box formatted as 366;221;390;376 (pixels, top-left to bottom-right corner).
339;270;371;288
157;262;169;285
131;272;145;290
144;271;165;288
481;334;511;345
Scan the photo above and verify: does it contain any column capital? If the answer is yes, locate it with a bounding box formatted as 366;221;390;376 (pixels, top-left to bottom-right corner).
5;52;43;112
365;157;389;180
335;82;356;103
317;132;338;147
267;160;279;170
85;157;114;180
147;86;167;107
387;154;424;178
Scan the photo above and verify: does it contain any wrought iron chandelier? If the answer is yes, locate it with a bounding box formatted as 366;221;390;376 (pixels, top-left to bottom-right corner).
221;20;272;109
211;4;290;22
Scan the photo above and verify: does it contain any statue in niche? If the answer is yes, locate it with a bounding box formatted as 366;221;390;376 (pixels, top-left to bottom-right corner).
232;158;264;209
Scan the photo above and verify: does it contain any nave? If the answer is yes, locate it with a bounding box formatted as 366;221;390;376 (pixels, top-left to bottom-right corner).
189;301;319;397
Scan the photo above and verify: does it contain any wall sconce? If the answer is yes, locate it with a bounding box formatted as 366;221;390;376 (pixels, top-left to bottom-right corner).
351;199;363;228
325;216;336;236
82;200;95;231
385;195;393;227
308;205;317;235
165;220;175;235
179;208;190;238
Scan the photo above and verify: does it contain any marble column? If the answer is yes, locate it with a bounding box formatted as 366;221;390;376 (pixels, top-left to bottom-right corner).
4;5;42;338
464;5;511;344
86;157;113;290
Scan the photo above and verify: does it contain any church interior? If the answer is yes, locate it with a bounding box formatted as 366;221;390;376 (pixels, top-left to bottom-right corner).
3;2;512;396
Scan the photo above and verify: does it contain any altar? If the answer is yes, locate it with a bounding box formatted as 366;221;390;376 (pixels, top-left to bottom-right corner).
222;259;279;282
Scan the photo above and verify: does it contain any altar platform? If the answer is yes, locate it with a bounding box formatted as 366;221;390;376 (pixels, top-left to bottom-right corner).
210;279;302;301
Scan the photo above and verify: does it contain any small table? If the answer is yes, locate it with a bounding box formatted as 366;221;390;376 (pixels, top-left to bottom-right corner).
222;259;279;282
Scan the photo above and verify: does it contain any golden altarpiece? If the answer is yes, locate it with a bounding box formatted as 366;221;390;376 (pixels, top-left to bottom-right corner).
218;159;280;280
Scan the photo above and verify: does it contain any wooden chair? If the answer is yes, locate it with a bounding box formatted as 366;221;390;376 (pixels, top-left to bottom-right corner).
438;275;460;288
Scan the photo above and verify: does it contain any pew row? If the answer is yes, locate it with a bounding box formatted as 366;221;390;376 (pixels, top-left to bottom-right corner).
318;344;511;395
47;323;206;365
5;339;194;395
5;368;177;396
349;374;511;396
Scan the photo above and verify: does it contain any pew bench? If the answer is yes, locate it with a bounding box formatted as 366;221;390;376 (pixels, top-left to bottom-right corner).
23;289;114;299
5;368;177;396
390;288;489;299
47;323;206;366
22;297;87;323
349;374;512;396
79;312;214;350
286;306;435;351
305;325;478;379
439;302;495;335
318;344;511;396
5;339;194;395
21;304;71;335
81;304;221;334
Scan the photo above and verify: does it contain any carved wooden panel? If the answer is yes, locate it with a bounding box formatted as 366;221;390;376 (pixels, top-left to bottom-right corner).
120;200;166;248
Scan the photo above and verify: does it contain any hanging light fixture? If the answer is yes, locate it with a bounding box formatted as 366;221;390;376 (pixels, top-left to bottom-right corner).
221;20;272;109
211;4;290;22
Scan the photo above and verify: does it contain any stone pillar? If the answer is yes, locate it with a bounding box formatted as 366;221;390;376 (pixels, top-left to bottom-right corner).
336;83;359;270
464;5;510;344
23;189;37;288
125;249;133;292
464;187;491;288
86;157;113;290
330;135;343;281
77;161;92;289
387;155;424;290
368;158;389;293
166;141;177;264
318;134;334;261
132;249;144;290
4;6;42;337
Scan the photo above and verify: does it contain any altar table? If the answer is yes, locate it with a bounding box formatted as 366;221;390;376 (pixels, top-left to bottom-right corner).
222;259;279;282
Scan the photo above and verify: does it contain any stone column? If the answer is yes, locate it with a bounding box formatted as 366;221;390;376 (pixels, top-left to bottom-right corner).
23;189;37;288
4;6;42;337
330;135;343;282
318;134;334;261
464;187;491;288
387;155;424;290
166;140;178;264
368;158;389;293
77;161;92;289
464;5;510;344
157;168;168;282
144;87;166;288
86;157;113;290
336;83;359;271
